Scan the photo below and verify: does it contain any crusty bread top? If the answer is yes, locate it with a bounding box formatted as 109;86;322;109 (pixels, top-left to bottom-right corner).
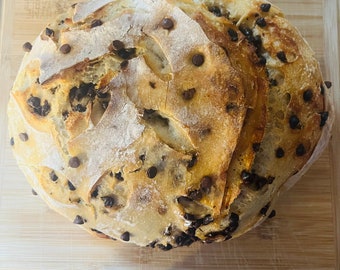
8;0;332;249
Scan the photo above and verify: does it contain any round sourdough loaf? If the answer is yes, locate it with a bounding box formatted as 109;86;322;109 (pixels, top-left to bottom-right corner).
8;0;332;249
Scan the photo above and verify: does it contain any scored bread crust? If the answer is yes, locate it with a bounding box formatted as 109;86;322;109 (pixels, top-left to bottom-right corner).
8;0;332;249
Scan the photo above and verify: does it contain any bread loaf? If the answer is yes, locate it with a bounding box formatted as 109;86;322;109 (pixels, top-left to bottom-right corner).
8;0;332;249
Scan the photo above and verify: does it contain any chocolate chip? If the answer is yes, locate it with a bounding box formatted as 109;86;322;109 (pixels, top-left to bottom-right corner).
157;243;173;251
257;55;267;66
10;137;14;146
296;144;306;156
68;180;76;191
275;147;285;158
73;104;87;112
69;157;80;168
120;60;129;70
23;42;32;52
114;172;124;181
320;84;325;95
91;19;103;28
229;212;239;223
117;48;136;60
175;232;196;247
41;100;51;116
32;189;38;196
183;213;196;221
120;231;130;241
91;187;99;198
303;89;313;102
239;25;253;37
208;6;222;17
60;44;72;54
91;228;104;234
147;166;158;179
27;96;41;110
149;82;156;89
226;103;238;113
260;204;270;215
324;81;332;89
267;176;275;184
256;17;267;27
260;3;271;12
62;111;69;120
187;153;198;168
182;88;196;100
241;170;252;183
252;143;261;152
203;215;214;225
289;115;300;129
164;225;172;236
112;40;125;51
101;196;116;208
161;18;174;30
49;171;58;182
320;112;329;127
188;189;202;201
200;176;213;194
269;78;278;87
19;133;29;142
268;210;276;218
227;28;239;42
192;54;205;66
73;215;85;225
276;51;287;63
45;27;54;37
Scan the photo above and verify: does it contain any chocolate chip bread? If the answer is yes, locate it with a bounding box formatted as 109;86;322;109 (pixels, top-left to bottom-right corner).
8;0;332;250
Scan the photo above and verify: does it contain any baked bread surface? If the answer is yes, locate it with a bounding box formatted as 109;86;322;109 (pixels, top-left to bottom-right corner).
8;0;331;249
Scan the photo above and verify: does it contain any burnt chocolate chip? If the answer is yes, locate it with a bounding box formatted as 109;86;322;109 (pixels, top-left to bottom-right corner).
161;18;174;30
252;143;261;152
91;19;103;28
69;157;81;168
73;215;85;225
303;89;313;102
208;6;222;17
117;48;136;60
120;231;130;241
275;147;285;158
200;176;213;194
296;144;306;156
60;44;72;54
45;27;54;37
49;171;58;182
227;28;238;42
255;17;267;27
324;81;332;89
19;133;29;142
23;42;33;52
268;210;276;218
320;112;329;127
10;137;14;146
157;243;173;251
289;115;301;129
188;189;203;201
192;54;205;66
182;88;196;100
32;189;38;196
276;51;287;63
260;3;271;12
68;180;76;191
187;153;198;168
102;196;116;208
147;166;158;179
73;104;87;112
112;40;125;51
114;172;124;181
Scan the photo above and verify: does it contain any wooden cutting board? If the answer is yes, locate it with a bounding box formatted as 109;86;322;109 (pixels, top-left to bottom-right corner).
0;0;339;269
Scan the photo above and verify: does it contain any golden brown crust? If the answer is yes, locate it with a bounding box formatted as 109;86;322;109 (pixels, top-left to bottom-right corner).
8;0;332;249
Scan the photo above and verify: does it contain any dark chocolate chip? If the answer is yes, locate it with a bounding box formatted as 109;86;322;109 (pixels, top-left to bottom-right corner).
192;54;205;66
255;17;267;27
260;3;271;12
275;147;285;158
229;212;239;223
183;213;196;221
69;157;80;168
96;91;109;99
73;215;85;224
203;214;214;225
241;170;252;183
296;144;306;156
23;42;33;52
320;84;325;95
164;225;172;236
49;171;58;182
161;18;174;30
187;153;198;168
120;60;129;70
139;154;146;162
91;19;103;28
208;6;222;17
324;81;332;89
112;40;125;51
157;243;173;251
114;172;124;181
148;240;158;248
320;112;329;127
252;143;261;152
10;137;14;146
289;115;300;129
268;210;276;218
62;111;69;120
117;48;136;60
303;89;313;102
260;203;270;215
239;25;253;37
73;104;87;112
32;189;38;196
257;55;267;66
188;189;202;201
41;100;51;116
60;44;72;54
120;231;130;241
276;51;287;63
149;82;156;89
68;180;76;191
19;133;29;142
45;27;54;37
147;166;158;179
182;88;196;100
175;232;196;247
91;187;99;198
27;96;41;110
102;196;116;208
227;28;238;42
200;176;213;194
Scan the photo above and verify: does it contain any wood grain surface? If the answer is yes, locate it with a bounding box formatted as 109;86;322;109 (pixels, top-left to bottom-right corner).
0;0;339;269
